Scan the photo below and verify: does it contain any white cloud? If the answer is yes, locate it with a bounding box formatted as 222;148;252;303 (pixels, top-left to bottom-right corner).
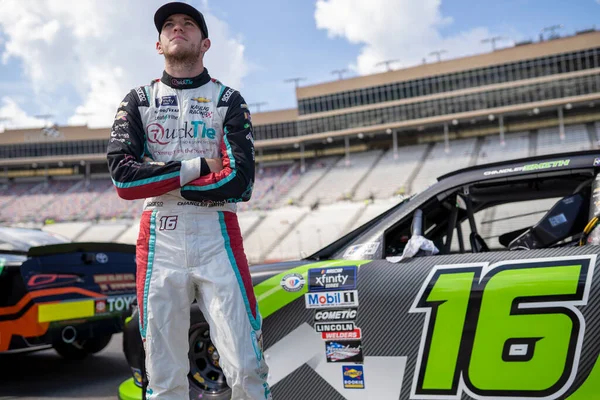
0;97;46;133
0;0;248;128
315;0;517;75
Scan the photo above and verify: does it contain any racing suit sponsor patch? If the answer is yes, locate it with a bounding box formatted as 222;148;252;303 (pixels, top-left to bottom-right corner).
155;95;178;107
135;87;147;103
221;88;235;103
190;104;213;117
115;110;128;121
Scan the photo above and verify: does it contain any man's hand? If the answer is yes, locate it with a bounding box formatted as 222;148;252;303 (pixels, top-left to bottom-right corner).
143;156;165;166
205;158;223;173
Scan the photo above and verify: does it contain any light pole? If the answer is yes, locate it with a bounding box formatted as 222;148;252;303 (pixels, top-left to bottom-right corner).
429;50;447;63
481;36;506;51
331;69;349;80
375;59;401;72
541;24;564;40
284;77;307;89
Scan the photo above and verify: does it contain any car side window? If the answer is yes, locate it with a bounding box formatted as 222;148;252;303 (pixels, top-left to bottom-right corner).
450;197;563;252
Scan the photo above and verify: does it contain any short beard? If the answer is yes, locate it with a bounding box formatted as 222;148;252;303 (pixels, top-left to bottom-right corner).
164;44;202;71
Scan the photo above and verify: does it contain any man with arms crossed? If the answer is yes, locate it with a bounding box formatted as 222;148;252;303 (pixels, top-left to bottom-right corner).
107;2;270;399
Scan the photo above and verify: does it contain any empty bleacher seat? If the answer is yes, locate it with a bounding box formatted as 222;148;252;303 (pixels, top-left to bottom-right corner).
536;124;591;156
411;138;477;195
354;144;428;200
476;132;530;165
265;202;365;262
346;197;405;233
242;205;309;264
301;150;383;205
43;179;114;221
1;180;80;223
276;156;340;207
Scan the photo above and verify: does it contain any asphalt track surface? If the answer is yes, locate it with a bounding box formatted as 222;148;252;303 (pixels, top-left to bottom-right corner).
0;333;131;400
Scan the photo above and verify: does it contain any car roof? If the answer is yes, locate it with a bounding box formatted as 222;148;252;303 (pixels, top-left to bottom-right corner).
436;149;600;183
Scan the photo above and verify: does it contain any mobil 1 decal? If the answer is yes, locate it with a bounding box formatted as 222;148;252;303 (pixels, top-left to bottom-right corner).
308;265;357;292
305;290;358;309
409;255;595;400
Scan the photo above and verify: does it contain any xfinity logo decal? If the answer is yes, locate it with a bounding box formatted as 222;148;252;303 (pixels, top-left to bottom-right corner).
314;308;357;321
305;290;358;309
155;95;178;107
308;266;357;292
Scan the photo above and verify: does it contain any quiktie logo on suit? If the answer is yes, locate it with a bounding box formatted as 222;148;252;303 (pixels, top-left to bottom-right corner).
308;266;357;292
146;121;217;145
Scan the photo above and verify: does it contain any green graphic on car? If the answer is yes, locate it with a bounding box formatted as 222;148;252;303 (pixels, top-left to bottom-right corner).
120;255;600;399
411;256;596;398
254;259;371;318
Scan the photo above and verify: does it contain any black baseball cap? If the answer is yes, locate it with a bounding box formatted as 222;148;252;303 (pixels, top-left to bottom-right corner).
154;2;209;39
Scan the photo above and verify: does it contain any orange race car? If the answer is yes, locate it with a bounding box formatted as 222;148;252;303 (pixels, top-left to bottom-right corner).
0;226;136;359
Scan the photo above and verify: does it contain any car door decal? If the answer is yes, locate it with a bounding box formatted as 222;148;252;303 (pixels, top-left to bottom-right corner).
410;255;595;399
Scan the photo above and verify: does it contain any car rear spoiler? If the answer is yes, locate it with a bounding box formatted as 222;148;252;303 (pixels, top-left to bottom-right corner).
27;242;135;257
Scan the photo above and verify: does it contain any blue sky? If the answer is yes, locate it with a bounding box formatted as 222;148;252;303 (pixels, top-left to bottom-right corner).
0;0;598;129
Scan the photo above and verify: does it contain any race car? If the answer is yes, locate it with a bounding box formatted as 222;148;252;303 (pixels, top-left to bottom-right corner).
0;226;136;359
119;149;600;400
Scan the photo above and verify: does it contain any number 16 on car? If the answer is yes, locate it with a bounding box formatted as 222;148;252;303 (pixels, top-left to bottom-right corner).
409;256;595;400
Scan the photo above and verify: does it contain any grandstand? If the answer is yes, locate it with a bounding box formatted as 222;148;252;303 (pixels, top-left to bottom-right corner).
1;28;599;264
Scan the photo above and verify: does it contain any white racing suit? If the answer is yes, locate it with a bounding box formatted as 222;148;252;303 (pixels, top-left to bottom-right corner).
107;68;270;400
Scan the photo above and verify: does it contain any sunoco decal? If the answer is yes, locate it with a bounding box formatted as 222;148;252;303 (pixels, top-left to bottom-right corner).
343;365;365;389
483;159;570;176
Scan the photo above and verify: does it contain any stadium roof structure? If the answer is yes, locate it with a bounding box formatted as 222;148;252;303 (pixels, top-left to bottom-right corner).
0;28;599;177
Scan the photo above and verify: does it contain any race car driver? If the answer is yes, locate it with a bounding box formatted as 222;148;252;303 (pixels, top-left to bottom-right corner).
106;2;270;399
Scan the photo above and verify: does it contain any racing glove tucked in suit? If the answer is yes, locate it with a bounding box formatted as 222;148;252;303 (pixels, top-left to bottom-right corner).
107;68;270;400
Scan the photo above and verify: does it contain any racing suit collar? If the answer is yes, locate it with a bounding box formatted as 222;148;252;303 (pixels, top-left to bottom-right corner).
161;68;211;89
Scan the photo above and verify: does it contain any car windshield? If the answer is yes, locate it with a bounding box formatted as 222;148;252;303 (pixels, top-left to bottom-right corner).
0;227;70;252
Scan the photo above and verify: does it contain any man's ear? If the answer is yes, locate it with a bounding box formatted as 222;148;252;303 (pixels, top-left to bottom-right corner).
201;38;211;53
156;40;164;55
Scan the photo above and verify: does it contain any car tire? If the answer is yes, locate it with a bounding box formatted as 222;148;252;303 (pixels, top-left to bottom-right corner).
53;340;89;360
187;310;232;400
83;334;113;354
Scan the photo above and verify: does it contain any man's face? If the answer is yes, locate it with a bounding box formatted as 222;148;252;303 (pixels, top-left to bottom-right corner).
156;13;210;61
